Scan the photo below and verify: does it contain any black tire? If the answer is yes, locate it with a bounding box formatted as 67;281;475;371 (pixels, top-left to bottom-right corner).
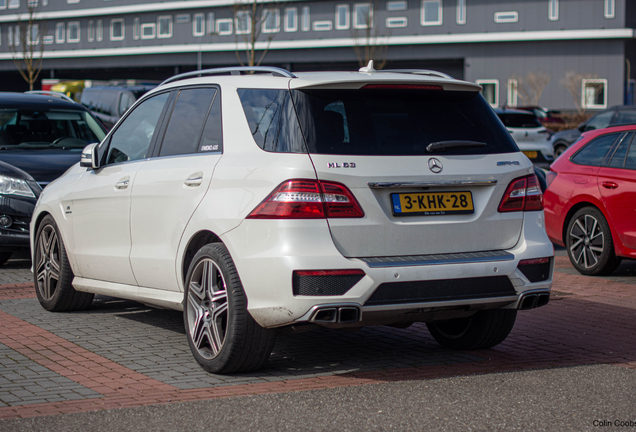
566;207;621;276
33;215;94;311
426;309;517;350
554;143;568;158
183;243;276;374
0;251;12;266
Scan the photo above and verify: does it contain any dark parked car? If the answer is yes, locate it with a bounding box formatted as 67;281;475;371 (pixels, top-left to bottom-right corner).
551;106;636;157
516;106;564;126
0;92;106;264
80;84;157;130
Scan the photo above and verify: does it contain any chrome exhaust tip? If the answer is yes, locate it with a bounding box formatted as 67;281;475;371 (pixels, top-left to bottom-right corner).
518;291;550;310
309;305;361;324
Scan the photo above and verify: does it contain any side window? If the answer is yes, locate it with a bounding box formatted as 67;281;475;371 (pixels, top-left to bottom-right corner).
199;91;223;153
585;110;615;131
118;92;134;117
607;133;633;168
614;110;636;126
625;137;636;171
105;92;170;165
158;87;217;157
571;133;620;167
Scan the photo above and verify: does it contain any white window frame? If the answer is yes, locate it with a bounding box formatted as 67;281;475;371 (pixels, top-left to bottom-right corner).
421;0;442;26
604;0;615;18
386;1;406;11
456;0;465;25
312;20;333;31
8;0;19;9
549;0;559;21
67;0;79;3
8;26;13;46
207;13;215;35
157;15;173;38
476;79;499;108
176;14;190;24
96;19;103;41
354;3;373;29
216;18;232;36
235;10;251;35
27;24;38;45
507;79;518;107
262;9;280;33
43;35;54;44
0;0;6;10
335;4;350;30
582;79;608;109
193;13;205;36
110;18;124;41
133;17;140;40
28;0;38;6
284;7;297;32
494;11;518;23
386;17;407;28
140;23;156;39
301;6;310;32
67;21;80;43
88;19;94;42
55;22;65;43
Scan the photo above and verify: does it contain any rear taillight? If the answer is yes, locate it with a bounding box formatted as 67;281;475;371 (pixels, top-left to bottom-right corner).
498;174;543;212
246;179;365;219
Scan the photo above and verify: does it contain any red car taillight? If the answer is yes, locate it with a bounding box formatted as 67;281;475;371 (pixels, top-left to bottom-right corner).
246;179;365;219
498;174;543;212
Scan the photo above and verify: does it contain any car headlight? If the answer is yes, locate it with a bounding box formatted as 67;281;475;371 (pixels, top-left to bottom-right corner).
0;175;36;198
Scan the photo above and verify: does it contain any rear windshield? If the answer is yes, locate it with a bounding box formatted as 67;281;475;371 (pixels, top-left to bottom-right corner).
497;113;541;128
239;88;518;156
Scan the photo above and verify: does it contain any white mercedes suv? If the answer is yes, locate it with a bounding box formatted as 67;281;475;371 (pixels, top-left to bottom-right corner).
31;65;553;374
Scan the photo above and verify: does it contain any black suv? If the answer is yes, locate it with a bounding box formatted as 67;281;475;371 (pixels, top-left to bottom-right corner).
551;106;636;157
81;84;157;130
0;92;106;264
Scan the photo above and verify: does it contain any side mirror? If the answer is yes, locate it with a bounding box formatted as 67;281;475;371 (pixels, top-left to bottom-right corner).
577;123;587;132
80;143;100;169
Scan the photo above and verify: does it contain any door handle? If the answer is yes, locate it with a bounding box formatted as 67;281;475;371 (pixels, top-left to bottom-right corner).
115;180;130;189
601;181;618;189
184;176;203;187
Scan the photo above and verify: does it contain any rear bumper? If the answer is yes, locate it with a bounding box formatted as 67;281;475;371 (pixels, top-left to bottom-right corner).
224;211;553;329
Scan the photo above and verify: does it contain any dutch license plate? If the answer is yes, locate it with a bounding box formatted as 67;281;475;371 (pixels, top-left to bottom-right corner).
391;191;474;216
522;151;538;159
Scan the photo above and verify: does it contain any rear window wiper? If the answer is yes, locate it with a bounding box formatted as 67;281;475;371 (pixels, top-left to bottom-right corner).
426;140;487;153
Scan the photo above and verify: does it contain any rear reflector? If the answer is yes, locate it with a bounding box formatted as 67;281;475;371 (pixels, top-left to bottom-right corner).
362;84;443;91
498;174;543;212
518;257;552;283
247;179;365;219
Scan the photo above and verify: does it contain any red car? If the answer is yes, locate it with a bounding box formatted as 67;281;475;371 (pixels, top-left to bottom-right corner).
544;125;636;275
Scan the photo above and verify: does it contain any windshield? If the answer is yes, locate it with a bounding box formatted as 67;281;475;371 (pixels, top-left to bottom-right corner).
0;109;106;149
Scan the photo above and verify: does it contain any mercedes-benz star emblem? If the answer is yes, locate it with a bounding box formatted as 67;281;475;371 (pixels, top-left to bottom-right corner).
428;158;443;174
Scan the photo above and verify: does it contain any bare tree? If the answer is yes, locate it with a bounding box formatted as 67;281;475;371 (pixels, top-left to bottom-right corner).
233;0;283;67
350;1;389;69
513;72;551;106
561;71;599;114
10;2;47;91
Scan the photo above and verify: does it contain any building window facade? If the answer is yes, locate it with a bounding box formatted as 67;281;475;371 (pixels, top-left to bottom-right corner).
284;7;297;32
421;0;442;26
141;23;156;39
456;0;465;24
27;24;38;45
336;5;350;30
96;19;103;41
582;79;607;109
354;3;373;29
133;17;140;40
55;22;65;43
110;18;124;41
387;1;406;11
216;19;232;35
157;15;173;38
235;10;250;34
477;79;499;108
262;9;280;33
67;21;80;43
604;0;615;18
8;0;19;9
386;17;407;28
207;13;215;34
0;1;6;10
193;13;205;36
494;11;518;23
313;20;332;31
507;79;518;107
67;0;79;3
549;0;559;20
88;20;94;41
301;6;311;31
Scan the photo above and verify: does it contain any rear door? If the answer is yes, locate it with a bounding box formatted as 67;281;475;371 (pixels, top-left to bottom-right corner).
597;131;636;250
129;86;223;291
291;84;528;257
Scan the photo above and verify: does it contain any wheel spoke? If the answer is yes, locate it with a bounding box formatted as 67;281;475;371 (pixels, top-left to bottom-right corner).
589;245;603;253
574;219;586;236
586;247;598;266
569;238;583;251
207;325;221;355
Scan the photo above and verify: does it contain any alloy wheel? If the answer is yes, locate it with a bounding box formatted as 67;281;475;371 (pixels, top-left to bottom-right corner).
186;258;228;360
569;214;604;269
35;224;61;301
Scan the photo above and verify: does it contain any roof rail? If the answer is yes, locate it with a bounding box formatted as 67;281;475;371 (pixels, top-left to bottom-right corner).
160;66;297;86
377;69;454;80
25;90;76;103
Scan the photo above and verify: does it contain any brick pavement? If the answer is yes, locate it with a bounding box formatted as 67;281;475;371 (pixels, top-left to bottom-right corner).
0;253;634;420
